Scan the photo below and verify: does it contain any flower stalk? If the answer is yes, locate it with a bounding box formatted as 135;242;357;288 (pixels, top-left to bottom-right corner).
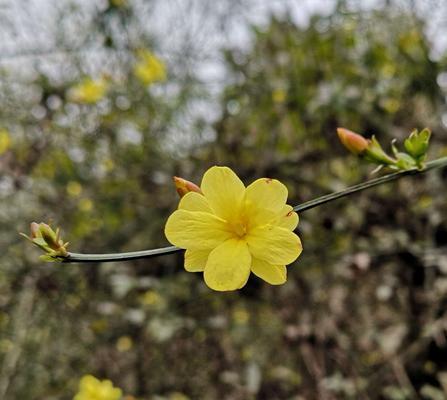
57;155;447;263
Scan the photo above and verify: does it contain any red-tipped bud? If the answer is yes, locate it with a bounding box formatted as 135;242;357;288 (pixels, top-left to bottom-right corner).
337;128;370;155
173;176;202;198
30;222;41;238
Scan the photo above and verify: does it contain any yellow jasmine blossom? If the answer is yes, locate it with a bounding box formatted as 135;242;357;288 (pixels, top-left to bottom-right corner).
74;375;122;400
165;166;302;291
133;49;167;86
68;77;108;104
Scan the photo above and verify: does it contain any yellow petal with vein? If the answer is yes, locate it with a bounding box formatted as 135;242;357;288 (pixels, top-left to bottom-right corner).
184;249;210;272
179;192;212;213
277;205;299;231
204;239;251;291
251;258;287;285
245;178;288;212
200;166;245;222
246;225;302;265
244;178;288;228
165;210;232;250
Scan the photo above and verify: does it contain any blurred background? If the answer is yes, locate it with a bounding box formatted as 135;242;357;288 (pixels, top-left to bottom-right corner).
1;0;447;398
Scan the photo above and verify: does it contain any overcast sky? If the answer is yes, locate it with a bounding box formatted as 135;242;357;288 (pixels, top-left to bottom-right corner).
1;0;445;79
0;0;445;145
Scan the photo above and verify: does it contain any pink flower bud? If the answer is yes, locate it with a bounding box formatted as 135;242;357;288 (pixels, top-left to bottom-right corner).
173;176;202;198
337;127;370;155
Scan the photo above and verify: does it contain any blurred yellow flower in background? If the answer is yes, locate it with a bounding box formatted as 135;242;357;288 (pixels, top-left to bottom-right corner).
78;198;93;213
140;289;162;306
116;336;133;352
68;77;108;104
165;166;302;291
66;181;83;197
109;0;127;7
233;307;250;325
0;129;11;155
272;88;287;104
73;375;122;400
133;49;167;86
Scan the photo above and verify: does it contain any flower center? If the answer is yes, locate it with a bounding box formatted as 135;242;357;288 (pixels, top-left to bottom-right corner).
231;221;247;238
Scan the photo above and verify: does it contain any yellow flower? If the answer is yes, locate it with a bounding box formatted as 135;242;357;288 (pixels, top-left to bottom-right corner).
68;77;108;104
165;166;302;291
133;50;167;86
74;375;122;400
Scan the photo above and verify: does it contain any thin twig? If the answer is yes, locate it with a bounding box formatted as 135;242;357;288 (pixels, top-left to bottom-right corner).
294;156;447;213
63;156;447;263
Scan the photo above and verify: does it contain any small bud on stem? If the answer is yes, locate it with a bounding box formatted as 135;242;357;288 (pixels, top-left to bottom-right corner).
404;128;431;168
173;176;202;198
20;222;69;261
337;128;370;155
337;127;432;172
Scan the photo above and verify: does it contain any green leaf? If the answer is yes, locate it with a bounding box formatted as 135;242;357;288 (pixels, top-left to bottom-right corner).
364;136;396;166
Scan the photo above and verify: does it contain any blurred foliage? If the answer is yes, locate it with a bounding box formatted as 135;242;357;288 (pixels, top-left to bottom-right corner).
1;0;447;399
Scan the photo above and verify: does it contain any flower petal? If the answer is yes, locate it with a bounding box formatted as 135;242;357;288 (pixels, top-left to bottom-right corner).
244;178;289;228
200;166;245;222
179;192;212;213
184;249;210;272
165;210;232;250
245;178;288;212
204;239;251;291
277;205;299;231
246;225;302;265
251;258;287;285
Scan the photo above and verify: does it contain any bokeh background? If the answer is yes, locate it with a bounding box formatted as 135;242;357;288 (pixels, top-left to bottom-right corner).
1;0;447;399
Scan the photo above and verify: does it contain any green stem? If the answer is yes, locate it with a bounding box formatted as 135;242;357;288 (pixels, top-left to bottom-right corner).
294;156;447;212
64;156;447;263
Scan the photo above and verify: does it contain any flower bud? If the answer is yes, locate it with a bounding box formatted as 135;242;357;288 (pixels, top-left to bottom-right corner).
173;176;202;198
39;223;60;250
337;128;369;155
404;128;431;160
30;222;41;239
21;222;69;260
